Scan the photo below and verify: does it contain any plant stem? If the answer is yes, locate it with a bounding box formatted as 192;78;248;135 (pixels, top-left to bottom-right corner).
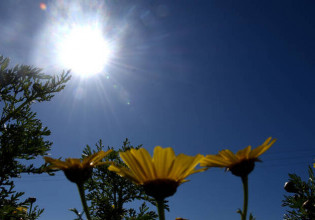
77;183;92;220
156;199;165;220
28;202;33;220
241;175;249;220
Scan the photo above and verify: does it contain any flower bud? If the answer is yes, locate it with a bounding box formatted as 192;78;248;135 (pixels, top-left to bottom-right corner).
26;197;36;204
284;181;298;193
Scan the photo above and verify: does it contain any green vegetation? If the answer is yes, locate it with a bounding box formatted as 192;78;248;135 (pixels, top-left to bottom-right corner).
283;166;315;220
0;55;71;219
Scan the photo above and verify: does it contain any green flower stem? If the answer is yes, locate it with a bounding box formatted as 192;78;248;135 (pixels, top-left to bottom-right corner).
77;183;92;220
28;202;33;219
241;176;249;220
156;200;165;220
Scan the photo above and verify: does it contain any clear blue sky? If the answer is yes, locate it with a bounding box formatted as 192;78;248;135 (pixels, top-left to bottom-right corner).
1;0;315;219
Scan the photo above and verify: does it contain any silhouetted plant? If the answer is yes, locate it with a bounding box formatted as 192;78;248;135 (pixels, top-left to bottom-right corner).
0;55;70;219
283;166;315;220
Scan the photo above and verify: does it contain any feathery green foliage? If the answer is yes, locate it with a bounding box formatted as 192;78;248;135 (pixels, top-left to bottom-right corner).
0;55;70;219
282;166;315;220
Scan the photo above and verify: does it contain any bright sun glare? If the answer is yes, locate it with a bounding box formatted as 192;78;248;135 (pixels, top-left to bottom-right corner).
57;25;111;77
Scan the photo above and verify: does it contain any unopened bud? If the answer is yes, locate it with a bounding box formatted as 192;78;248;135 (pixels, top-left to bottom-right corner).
27;197;36;204
284;181;298;193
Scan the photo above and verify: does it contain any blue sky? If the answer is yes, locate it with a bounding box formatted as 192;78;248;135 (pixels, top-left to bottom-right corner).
1;0;315;219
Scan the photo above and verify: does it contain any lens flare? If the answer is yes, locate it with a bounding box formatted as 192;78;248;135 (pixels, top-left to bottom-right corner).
39;3;47;10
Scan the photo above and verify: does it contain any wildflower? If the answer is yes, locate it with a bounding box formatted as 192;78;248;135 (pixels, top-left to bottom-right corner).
109;146;204;220
13;206;27;218
16;206;27;213
201;137;276;220
201;137;276;177
108;146;204;201
44;150;112;220
44;150;112;184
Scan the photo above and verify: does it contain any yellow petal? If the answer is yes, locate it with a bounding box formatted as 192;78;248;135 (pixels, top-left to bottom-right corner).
262;137;273;145
131;148;155;180
249;138;276;158
120;150;147;183
44;156;59;164
201;153;235;167
108;165;140;184
169;154;203;180
66;158;81;167
16;207;27;213
236;146;251;160
153;146;176;178
218;150;238;163
44;157;69;170
86;150;112;166
95;161;111;166
188;167;208;175
178;154;205;178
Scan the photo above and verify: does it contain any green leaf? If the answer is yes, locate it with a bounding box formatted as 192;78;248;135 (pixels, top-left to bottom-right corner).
1;57;9;71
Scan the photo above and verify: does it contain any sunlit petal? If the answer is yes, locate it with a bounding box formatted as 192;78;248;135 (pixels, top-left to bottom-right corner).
153;146;175;178
108;165;140;184
249;138;276;158
219;150;238;163
109;146;204;200
44;150;111;184
131;148;155;180
201;138;276;177
236;146;251;159
120;150;147;183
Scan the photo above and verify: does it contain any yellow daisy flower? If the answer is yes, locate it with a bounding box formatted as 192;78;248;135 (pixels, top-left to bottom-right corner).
44;150;112;184
108;146;205;201
201;137;276;177
16;206;27;213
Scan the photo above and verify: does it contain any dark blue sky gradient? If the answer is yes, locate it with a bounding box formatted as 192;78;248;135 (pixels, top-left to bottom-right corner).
1;0;315;219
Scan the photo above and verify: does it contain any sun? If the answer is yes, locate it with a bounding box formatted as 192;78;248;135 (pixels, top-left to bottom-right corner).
57;25;111;77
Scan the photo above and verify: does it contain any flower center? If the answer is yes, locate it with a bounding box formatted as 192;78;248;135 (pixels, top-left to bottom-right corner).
143;179;180;201
64;167;93;184
229;159;256;177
